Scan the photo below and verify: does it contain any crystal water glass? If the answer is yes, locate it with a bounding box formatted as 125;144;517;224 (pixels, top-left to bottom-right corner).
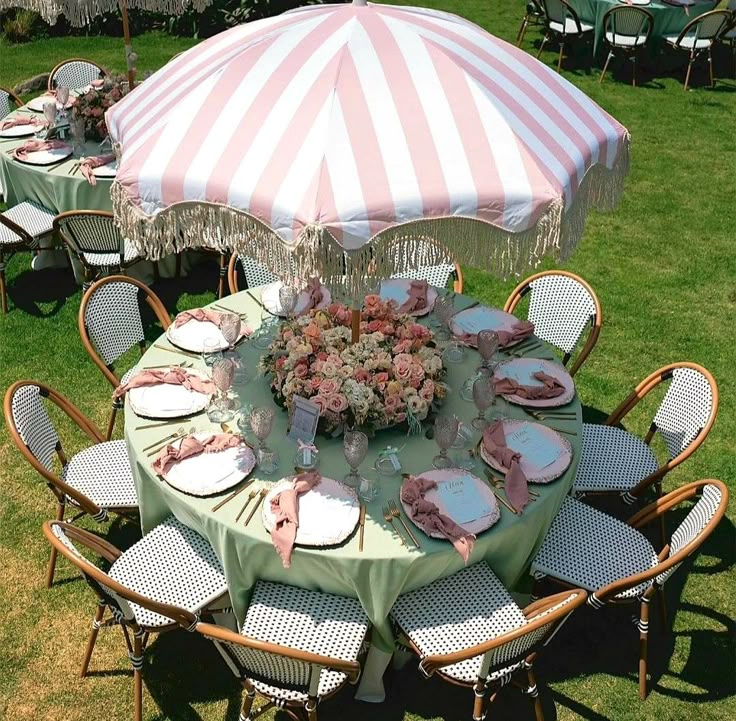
433;415;459;469
477;330;499;375
278;284;298;318
343;430;368;489
220;312;241;351
56;86;70;120
433;296;454;342
43;100;57;132
70;117;86;156
250;407;278;474
472;376;495;430
254;305;277;350
202;336;222;366
209;358;235;422
359;474;379;503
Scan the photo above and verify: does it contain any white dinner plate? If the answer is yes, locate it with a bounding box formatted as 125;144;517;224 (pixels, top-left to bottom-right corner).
449;305;526;348
127;368;212;418
166;312;228;353
379;278;439;317
493;357;576;407
0;123;38;138
261;281;332;317
92;161;118;178
13;144;73;166
26;94;74;112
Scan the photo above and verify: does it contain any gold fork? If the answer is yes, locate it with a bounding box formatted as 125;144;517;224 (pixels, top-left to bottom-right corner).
235;488;258;522
141;426;185;453
387;500;420;548
383;506;408;548
244;488;267;526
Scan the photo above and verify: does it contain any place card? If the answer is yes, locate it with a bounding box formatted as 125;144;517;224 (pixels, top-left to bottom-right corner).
506;424;564;470
436;474;494;525
500;361;549;386
288;395;320;444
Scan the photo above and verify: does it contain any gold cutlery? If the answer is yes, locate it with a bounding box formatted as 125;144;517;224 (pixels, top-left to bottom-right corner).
383;505;408;547
212;303;248;318
211;482;251;513
153;343;199;358
483;469;539;498
388;500;420;548
141;426;185;453
143;360;194;370
246;290;277;316
135;420;178;430
490;488;519;515
235;488;259;521
245;488;267;526
358;504;366;552
144;425;193;456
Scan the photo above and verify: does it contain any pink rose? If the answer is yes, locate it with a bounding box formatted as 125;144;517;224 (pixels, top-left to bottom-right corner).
410;363;425;382
317;352;328;361
319;378;340;396
380;323;395;335
375;371;389;388
310;377;322;392
275;357;286;370
326;393;349;413
293;362;308;379
365;294;381;309
395;412;407;423
311;396;327;415
420;380;435;402
353;367;371;383
384;394;400;410
91;107;103;118
394;359;413;381
393;339;412;354
366;319;382;333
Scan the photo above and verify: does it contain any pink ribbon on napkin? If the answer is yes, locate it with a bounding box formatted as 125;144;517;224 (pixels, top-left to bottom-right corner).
112;367;215;399
494;371;566;401
299;277;324;315
400;475;476;563
153;433;241;475
174;308;224;328
1;116;45;131
80;154;115;186
13;139;66;162
399;279;429;314
482;421;530;512
457;319;534;348
269;471;321;568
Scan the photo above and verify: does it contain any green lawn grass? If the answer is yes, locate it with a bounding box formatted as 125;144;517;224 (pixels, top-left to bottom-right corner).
1;3;734;720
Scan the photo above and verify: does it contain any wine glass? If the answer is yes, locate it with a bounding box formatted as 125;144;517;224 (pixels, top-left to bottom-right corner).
471;376;495;430
250;407;278;474
220;312;241;351
433;415;459;469
43;100;57;132
254;305;277;350
278;284;298;319
210;358;235;422
477;330;499;375
70;116;86;156
433;296;454;342
343;430;368;489
56;86;70;120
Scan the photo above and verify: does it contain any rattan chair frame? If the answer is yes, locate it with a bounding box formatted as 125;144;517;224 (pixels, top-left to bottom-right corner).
599;6;654;87
517;0;546;48
78;275;171;440
536;0;592;73
535;479;728;700
395;588;587;721
53;210;143;289
0;85;22;120
195;621;362;721
503;269;602;376
666;9;732;91
4;380;137;586
47;58;106;90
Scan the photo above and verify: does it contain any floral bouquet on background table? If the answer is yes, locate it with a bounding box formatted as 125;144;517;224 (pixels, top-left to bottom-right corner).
70;75;127;142
260;295;447;435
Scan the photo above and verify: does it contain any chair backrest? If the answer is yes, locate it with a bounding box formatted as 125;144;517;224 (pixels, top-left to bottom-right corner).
79;276;171;386
54;211;123;257
676;9;732;45
603;6;653;45
420;588;587;679
504;270;601;375
227;253;280;294
48;59;105;91
541;0;581;31
0;86;22;121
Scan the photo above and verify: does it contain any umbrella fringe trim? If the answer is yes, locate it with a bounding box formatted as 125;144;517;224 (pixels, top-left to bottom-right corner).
111;137;629;293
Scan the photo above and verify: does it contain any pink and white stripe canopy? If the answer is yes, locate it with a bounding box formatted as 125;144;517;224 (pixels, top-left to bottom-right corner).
108;1;629;280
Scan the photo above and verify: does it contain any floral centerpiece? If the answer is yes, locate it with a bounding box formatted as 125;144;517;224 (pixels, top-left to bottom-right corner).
70;75;127;142
260;295;447;434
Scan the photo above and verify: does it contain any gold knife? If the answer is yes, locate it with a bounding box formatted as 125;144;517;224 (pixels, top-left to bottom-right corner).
358;504;366;552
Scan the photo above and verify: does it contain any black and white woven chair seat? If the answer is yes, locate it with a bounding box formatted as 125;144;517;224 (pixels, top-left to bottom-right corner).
606;30;647;47
239;581;369;702
0;202;55;245
572;423;658;494
82;239;140;268
532;497;658;601
665;34;713;50
108;516;228;629
390;563;529;684
549;17;594;34
60;439;138;509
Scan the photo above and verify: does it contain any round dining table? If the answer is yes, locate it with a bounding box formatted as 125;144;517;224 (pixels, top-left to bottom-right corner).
567;0;718;54
123;286;583;701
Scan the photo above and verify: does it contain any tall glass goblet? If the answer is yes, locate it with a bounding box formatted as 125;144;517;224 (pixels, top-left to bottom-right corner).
43;101;57;133
477;330;499;375
210;358;235;422
433;296;454;342
56;86;70;120
70;116;86;156
343;430;368;489
220;312;241;352
433;415;459;469
471;376;495;430
250;407;279;474
278;284;298;319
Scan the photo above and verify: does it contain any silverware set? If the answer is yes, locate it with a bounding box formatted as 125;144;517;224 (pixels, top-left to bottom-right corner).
521;407;577;435
212;303;248;319
153;343;199;358
383;501;420;548
246;290;278;316
143;360;194;370
143;425;194;456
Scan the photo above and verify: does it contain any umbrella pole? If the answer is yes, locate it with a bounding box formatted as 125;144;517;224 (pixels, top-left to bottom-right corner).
351;307;361;344
120;0;136;89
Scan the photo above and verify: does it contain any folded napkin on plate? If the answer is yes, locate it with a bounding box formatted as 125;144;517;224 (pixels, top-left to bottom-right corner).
153;433;241;475
113;367;215;399
299;277;324;314
494;371;566;400
399;279;429;314
174;308;224;328
1;116;45;131
401;475;475;562
482;421;529;512
80;154;115;186
14;139;66;162
269;471;321;568
457;319;534;347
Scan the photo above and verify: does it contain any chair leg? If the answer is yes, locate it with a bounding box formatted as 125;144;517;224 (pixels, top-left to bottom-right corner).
131;632;144;721
46;500;65;587
81;600;106;677
517;16;529;47
536;34;549;59
632;53;637;88
106;402;118;441
684;51;694;91
218;252;227;299
707;48;714;87
472;678;489;721
600;50;613;84
240;680;256;721
527;666;544;721
638;597;651;700
0;251;7;314
557;39;565;73
305;697;318;721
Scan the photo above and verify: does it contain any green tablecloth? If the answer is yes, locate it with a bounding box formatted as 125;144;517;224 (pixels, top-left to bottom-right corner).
124;289;582;655
568;0;717;54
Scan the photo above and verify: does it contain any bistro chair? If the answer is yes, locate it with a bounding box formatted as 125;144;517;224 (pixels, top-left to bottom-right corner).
571;363;718;522
517;0;546;48
53;210;144;290
0;85;22;121
78;276;171;440
390;562;587;721
43;517;229;721
720;0;736;74
531;479;728;700
503;270;601;376
665;9;732;91
4;380;138;586
537;0;594;73
196;581;370;721
0;201;56;313
227;253;287;293
599;6;654;87
48;58;106;91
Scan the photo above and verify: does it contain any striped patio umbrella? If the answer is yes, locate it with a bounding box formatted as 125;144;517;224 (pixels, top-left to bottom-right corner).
107;0;630;294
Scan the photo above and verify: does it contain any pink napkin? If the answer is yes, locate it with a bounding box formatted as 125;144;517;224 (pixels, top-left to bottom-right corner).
80;154;115;186
399;279;429;314
457;319;534;347
482;421;529;512
13;139;66;162
299;277;324;315
494;371;566;400
153;433;241;475
269;471;321;568
113;367;215;400
174;308;224;328
1;116;45;131
400;475;475;563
